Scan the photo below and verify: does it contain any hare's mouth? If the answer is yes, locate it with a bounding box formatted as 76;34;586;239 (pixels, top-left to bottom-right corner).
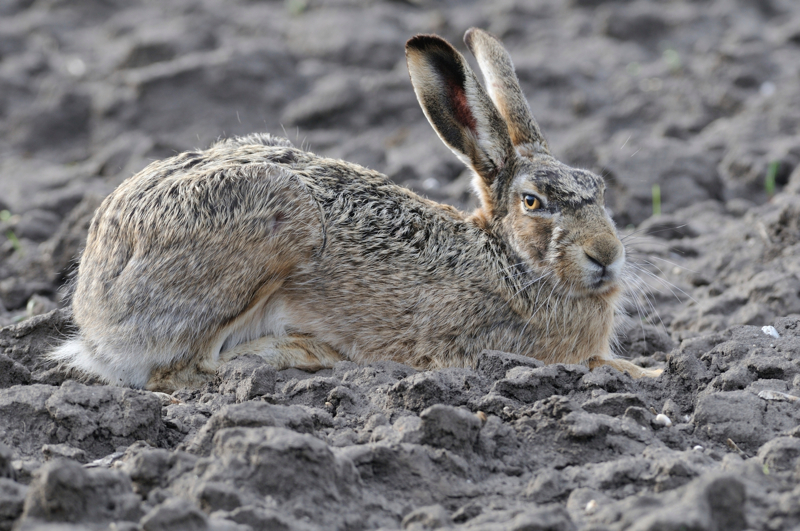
590;275;619;293
580;250;624;293
581;265;623;296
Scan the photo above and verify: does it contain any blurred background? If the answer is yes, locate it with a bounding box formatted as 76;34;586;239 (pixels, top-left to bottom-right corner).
0;0;799;327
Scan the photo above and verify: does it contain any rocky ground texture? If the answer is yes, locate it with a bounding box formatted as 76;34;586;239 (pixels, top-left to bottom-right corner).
1;0;800;529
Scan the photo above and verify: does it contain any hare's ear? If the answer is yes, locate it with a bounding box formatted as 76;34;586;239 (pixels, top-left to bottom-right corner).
406;34;515;216
464;28;549;158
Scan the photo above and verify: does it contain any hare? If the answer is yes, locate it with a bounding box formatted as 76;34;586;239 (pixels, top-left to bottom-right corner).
50;28;661;392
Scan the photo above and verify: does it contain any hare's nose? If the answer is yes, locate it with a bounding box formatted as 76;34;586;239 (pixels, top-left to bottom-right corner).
584;233;623;268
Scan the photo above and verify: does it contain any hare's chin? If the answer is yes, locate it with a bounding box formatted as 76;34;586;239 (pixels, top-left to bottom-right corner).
574;278;622;299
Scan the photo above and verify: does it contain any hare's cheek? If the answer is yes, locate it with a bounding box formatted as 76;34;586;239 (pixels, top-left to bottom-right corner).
553;244;583;280
513;217;552;263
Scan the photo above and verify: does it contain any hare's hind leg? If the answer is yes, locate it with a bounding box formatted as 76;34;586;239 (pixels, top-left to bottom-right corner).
145;335;343;391
146;351;224;392
588;357;663;379
221;334;345;371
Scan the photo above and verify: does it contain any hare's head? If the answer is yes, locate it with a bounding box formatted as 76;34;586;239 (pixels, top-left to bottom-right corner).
406;29;623;299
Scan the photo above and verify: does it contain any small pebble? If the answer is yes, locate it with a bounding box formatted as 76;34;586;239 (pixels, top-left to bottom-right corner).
761;325;780;338
693;445;704;451
758;390;799;402
66;56;87;77
86;451;126;468
585;499;598;514
653;414;672;427
152;392;180;406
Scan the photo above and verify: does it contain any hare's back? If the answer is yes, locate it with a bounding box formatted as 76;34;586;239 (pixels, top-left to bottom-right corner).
73;140;324;351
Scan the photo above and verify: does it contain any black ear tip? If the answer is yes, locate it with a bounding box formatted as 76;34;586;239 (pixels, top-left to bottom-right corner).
405;34;454;55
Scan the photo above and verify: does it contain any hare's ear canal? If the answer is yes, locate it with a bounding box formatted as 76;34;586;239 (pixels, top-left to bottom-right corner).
464;28;550;158
406;34;515;216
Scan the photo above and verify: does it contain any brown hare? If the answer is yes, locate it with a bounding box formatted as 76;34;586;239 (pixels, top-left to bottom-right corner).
50;28;661;392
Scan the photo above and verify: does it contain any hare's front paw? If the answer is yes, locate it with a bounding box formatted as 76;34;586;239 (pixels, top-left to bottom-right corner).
589;357;663;379
636;367;663;378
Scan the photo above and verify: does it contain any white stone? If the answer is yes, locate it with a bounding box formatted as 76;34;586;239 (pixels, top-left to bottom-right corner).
585;499;598;514
654;414;672;427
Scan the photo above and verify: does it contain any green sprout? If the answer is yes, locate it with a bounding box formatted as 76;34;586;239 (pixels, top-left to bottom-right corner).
765;160;779;198
5;230;22;254
652;184;661;217
1;210;22;254
286;0;308;15
663;49;681;73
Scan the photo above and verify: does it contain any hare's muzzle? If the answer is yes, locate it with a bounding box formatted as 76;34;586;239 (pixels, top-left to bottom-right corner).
583;233;624;289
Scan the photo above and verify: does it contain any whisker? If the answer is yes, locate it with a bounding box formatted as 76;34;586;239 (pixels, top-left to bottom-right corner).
623;275;649;340
632;273;668;329
634;258;699;298
509;271;552;300
629;263;697;304
619;223;668;241
621;223;690;241
623;238;687;252
641;255;699;275
497;261;528;275
514;273;556;350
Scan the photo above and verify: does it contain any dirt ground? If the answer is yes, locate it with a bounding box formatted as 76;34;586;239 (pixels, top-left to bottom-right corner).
1;0;800;529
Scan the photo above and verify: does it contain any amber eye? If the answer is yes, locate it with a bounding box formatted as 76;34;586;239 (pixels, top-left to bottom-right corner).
522;194;541;210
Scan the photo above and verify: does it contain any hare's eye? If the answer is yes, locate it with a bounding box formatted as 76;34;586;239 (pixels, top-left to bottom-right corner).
522;194;542;211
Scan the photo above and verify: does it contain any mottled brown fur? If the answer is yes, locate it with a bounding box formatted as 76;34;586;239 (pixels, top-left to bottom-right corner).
50;29;660;392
